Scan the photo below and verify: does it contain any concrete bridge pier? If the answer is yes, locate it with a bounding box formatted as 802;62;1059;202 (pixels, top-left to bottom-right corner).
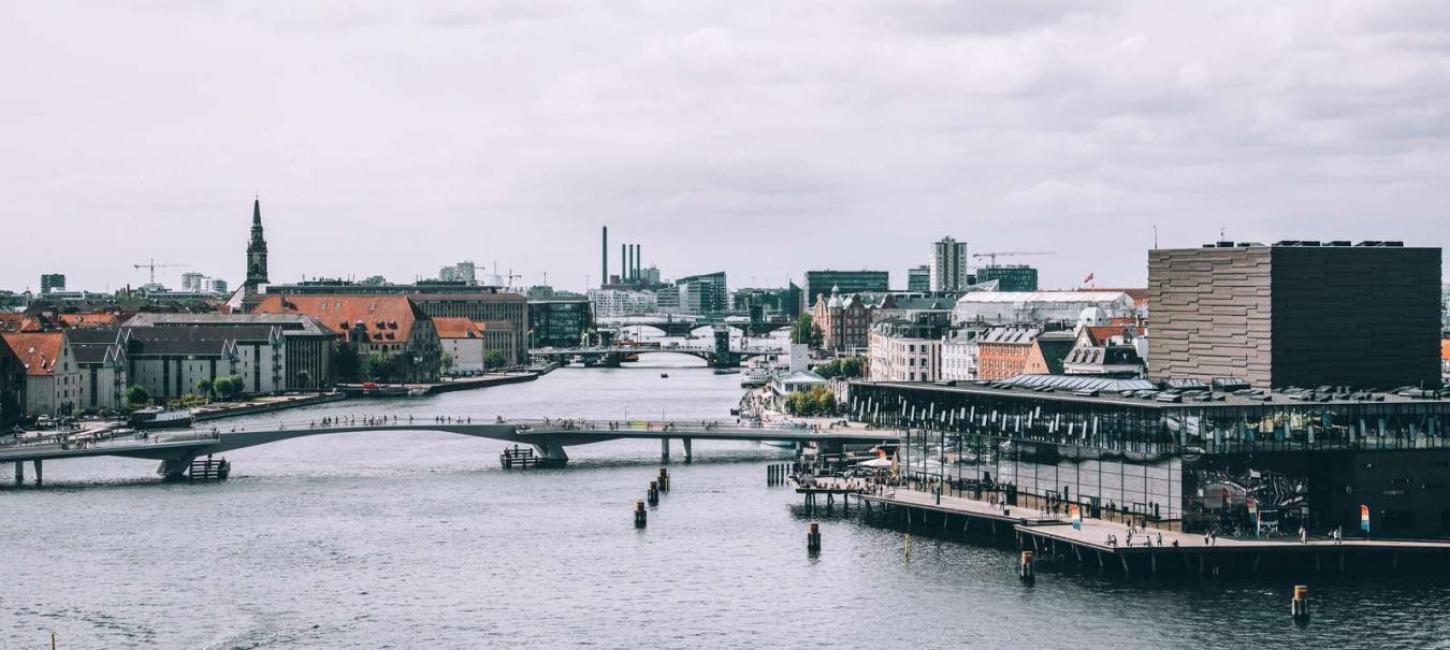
531;439;570;466
156;452;203;480
660;438;671;462
683;438;693;463
13;461;22;485
31;459;42;486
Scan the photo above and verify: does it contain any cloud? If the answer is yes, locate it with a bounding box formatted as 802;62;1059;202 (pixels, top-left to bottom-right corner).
1;0;1447;292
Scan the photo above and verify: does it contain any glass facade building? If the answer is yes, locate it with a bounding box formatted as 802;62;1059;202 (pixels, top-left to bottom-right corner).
850;379;1450;538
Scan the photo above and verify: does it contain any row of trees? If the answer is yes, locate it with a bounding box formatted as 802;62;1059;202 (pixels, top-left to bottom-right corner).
814;356;865;379
784;386;837;417
123;373;246;410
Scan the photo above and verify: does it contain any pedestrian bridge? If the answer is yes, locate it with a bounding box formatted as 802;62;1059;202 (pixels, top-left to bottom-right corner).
0;417;901;483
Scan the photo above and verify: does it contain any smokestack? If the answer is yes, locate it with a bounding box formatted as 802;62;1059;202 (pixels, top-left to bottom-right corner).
601;226;608;288
636;244;642;282
620;243;627;282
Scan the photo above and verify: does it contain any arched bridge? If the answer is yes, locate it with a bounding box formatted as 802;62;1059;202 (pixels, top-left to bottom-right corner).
598;315;792;337
0;417;901;482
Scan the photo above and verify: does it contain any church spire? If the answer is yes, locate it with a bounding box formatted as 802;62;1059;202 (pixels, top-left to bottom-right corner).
245;197;269;288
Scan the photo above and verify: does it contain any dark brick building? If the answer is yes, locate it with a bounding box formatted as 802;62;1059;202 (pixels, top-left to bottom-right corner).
1149;241;1442;390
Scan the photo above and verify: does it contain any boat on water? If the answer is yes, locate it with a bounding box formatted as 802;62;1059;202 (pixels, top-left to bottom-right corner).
660;373;670;379
740;359;771;387
713;368;736;375
128;406;195;430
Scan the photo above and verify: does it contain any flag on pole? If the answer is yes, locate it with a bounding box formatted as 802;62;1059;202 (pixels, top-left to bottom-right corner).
1070;504;1081;530
1360;504;1371;534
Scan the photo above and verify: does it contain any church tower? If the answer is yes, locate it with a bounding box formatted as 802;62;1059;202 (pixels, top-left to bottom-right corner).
245;197;269;288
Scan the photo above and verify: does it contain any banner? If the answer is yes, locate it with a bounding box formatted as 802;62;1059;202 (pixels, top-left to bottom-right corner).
1069;504;1081;530
1360;504;1370;534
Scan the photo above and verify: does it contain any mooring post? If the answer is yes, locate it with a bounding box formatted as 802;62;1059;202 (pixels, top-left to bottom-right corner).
807;522;821;554
1020;550;1035;583
1291;585;1310;624
647;481;659;506
634;500;647;528
659;467;670;493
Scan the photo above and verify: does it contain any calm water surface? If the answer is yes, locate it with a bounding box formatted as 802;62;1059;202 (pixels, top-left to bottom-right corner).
4;357;1449;649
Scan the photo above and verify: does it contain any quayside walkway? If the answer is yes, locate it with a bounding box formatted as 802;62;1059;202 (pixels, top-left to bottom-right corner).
852;486;1450;577
0;416;900;483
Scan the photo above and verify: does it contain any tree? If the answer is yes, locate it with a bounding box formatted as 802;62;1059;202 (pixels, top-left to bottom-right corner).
294;369;312;389
364;352;398;381
484;349;509;371
789;314;821;348
211;377;232;401
440;352;454;375
815;356;865;380
126;385;150;407
334;343;361;381
196;378;214;402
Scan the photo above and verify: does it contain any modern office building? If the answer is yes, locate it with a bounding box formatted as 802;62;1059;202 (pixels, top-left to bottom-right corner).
676;272;727;314
803;270;889;315
907;265;930;292
931;237;969;292
40;274;66;295
1148;240;1442;389
850;378;1450;539
975;264;1039;292
529;298;593;348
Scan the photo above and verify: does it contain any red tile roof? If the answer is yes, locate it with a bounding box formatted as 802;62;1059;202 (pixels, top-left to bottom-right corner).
250;294;428;342
0;331;66;376
433;317;482;339
0;313;45;332
58;313;120;328
1082;325;1144;346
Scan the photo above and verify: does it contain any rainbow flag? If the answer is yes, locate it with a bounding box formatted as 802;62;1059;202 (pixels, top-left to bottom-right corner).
1360;504;1370;533
1069;504;1081;530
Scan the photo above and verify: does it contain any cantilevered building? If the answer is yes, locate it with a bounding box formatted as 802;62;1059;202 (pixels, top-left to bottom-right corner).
1149;240;1442;389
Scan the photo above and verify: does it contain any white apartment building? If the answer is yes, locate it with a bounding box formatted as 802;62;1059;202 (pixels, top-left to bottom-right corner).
940;327;982;381
868;319;944;383
931;236;969;292
588;289;659;317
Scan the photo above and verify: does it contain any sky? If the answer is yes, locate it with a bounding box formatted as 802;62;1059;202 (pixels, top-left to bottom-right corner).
3;1;1448;293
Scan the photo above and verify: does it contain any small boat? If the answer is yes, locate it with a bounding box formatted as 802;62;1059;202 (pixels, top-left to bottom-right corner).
660;373;670;378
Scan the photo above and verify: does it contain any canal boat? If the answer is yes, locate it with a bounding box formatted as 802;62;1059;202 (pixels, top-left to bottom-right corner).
128;407;195;430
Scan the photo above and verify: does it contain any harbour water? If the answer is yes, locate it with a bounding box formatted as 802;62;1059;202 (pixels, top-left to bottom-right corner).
4;358;1450;649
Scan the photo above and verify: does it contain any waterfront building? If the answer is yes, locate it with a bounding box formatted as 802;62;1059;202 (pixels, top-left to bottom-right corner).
654;286;681;314
676;272;727;314
123;313;337;390
907;265;930;292
931;237;969;292
803;270;889;315
588;289;658;317
850;378;1450;539
529;298;593;349
433;318;486;373
119;326;286;399
251;294;440;381
976;327;1042;380
730;284;802;320
867;313;950;383
812;287;870;354
974;264;1039;292
940;327;983;381
0;331;79;417
65;328;128;412
953;291;1136;326
40;274;66;295
1149;240;1442;389
767;370;829;411
263;282;529;365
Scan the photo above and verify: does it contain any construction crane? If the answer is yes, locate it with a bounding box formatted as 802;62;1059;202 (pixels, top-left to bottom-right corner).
971;251;1057;267
132;259;188;285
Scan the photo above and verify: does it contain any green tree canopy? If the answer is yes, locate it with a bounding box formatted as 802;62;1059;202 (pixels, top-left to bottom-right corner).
125;385;150;407
484;349;509;370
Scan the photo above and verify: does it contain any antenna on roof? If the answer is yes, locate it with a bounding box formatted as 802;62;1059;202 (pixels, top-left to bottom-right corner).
1153;224;1159;250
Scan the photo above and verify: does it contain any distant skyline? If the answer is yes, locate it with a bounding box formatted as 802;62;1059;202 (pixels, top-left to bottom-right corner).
4;2;1449;293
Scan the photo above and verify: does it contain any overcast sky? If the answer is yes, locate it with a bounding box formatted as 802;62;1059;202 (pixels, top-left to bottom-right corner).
3;1;1448;293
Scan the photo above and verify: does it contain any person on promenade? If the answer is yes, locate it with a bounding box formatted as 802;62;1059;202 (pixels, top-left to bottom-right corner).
1298;526;1307;544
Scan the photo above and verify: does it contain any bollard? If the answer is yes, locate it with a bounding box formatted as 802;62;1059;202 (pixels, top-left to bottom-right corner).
807;522;822;554
634;500;647;528
1019;550;1035;584
659;467;670;493
1291;585;1310;623
647;481;660;506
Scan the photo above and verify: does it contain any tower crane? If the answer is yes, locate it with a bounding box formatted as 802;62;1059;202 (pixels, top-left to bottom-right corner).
971;251;1057;266
132;259;188;285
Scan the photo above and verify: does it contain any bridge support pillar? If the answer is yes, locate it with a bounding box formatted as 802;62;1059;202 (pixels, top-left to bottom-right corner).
660;438;671;462
31;459;42;487
156;454;200;480
531;439;570;467
14;460;24;485
683;438;693;464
